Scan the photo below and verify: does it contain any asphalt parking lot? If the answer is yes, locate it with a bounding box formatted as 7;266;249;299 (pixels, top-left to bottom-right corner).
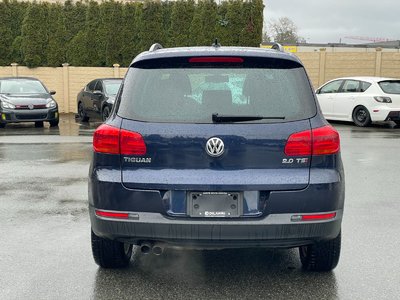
0;114;399;300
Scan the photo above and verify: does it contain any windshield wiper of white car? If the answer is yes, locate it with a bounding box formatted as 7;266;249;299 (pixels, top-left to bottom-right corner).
212;113;285;123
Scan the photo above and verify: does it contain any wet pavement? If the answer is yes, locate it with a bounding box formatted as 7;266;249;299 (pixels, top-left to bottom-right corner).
0;114;399;299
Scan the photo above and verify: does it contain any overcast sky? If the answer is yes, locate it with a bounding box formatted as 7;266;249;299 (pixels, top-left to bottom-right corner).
263;0;400;44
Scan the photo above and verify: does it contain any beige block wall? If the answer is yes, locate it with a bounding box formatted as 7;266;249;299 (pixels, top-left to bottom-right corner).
1;50;400;112
0;64;127;113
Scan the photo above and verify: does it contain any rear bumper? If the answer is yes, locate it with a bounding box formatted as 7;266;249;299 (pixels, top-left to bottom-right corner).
370;106;400;121
0;108;58;123
90;206;343;248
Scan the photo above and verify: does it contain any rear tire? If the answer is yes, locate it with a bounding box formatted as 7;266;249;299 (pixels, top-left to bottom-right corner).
78;102;89;122
34;121;44;128
299;231;341;271
352;106;371;127
91;230;132;268
102;106;110;122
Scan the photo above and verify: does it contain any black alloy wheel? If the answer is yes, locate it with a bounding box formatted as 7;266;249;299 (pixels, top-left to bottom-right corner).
352;106;371;127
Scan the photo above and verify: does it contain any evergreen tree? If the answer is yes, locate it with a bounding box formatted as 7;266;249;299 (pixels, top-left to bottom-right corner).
239;0;264;47
98;1;124;66
214;1;230;45
83;1;102;66
170;0;195;47
224;0;244;46
47;3;67;67
121;3;138;66
189;2;202;46
137;1;164;52
10;36;24;65
0;0;13;65
199;0;217;46
160;1;173;47
64;0;86;44
21;3;49;67
66;30;88;66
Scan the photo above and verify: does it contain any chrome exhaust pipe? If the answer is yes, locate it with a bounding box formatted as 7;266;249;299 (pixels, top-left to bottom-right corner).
152;244;164;256
140;242;152;255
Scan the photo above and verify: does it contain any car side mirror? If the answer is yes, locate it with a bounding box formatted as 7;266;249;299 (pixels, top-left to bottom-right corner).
315;88;321;94
93;90;103;96
50;90;56;95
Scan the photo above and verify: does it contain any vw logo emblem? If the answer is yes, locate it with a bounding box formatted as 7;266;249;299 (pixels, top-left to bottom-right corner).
205;137;225;157
28;104;34;110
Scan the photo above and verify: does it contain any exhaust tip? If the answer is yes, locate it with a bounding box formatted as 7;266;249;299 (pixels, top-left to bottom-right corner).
152;246;163;256
140;244;152;254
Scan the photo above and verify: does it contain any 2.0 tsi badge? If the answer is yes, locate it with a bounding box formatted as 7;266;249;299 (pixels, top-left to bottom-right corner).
205;137;224;157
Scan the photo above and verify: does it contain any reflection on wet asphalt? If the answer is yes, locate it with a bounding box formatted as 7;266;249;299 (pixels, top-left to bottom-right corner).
0;115;399;299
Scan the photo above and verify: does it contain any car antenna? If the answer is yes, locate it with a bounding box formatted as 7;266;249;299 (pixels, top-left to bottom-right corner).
212;38;221;48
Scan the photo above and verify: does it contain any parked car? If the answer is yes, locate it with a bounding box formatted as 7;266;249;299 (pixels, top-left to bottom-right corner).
89;43;345;271
77;78;122;122
0;77;59;128
316;76;400;127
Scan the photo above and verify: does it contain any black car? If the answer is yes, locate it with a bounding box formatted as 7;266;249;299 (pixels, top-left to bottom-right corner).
89;43;345;271
0;77;59;128
77;78;123;122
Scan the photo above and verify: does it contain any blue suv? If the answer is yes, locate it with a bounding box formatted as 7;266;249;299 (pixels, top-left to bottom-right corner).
89;43;345;271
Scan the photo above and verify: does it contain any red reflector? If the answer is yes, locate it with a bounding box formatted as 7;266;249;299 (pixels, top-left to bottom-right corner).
95;210;129;219
93;124;120;154
284;129;312;156
285;125;340;156
189;57;244;63
301;212;336;221
120;129;147;155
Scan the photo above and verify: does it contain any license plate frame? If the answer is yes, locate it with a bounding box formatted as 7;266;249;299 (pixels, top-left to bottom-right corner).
187;192;243;218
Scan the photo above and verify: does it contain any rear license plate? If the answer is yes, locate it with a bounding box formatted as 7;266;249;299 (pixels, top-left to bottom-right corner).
187;192;243;218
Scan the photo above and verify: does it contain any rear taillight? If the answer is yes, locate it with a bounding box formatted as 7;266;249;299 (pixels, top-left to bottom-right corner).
120;129;147;155
312;126;340;155
284;125;340;156
93;124;146;155
93;124;120;154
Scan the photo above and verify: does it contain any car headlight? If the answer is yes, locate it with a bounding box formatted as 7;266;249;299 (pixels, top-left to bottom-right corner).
1;100;15;109
374;96;392;103
46;99;57;108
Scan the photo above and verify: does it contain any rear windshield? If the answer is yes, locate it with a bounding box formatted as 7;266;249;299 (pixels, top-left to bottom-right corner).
379;80;400;94
118;58;316;123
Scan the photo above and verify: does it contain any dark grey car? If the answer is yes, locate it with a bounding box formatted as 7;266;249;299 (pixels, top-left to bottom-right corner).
77;78;122;122
0;77;59;128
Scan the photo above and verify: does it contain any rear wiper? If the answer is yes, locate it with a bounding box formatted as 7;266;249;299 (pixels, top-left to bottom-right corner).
212;113;285;123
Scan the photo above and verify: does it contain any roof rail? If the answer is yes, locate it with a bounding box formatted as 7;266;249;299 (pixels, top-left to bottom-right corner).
271;43;284;52
149;43;163;52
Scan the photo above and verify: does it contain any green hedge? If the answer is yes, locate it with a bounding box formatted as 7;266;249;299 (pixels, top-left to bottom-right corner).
0;0;264;68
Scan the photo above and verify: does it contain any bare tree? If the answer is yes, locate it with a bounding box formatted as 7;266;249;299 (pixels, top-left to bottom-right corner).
268;17;302;44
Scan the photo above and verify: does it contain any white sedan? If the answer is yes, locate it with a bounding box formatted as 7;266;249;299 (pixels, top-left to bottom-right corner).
316;77;400;127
